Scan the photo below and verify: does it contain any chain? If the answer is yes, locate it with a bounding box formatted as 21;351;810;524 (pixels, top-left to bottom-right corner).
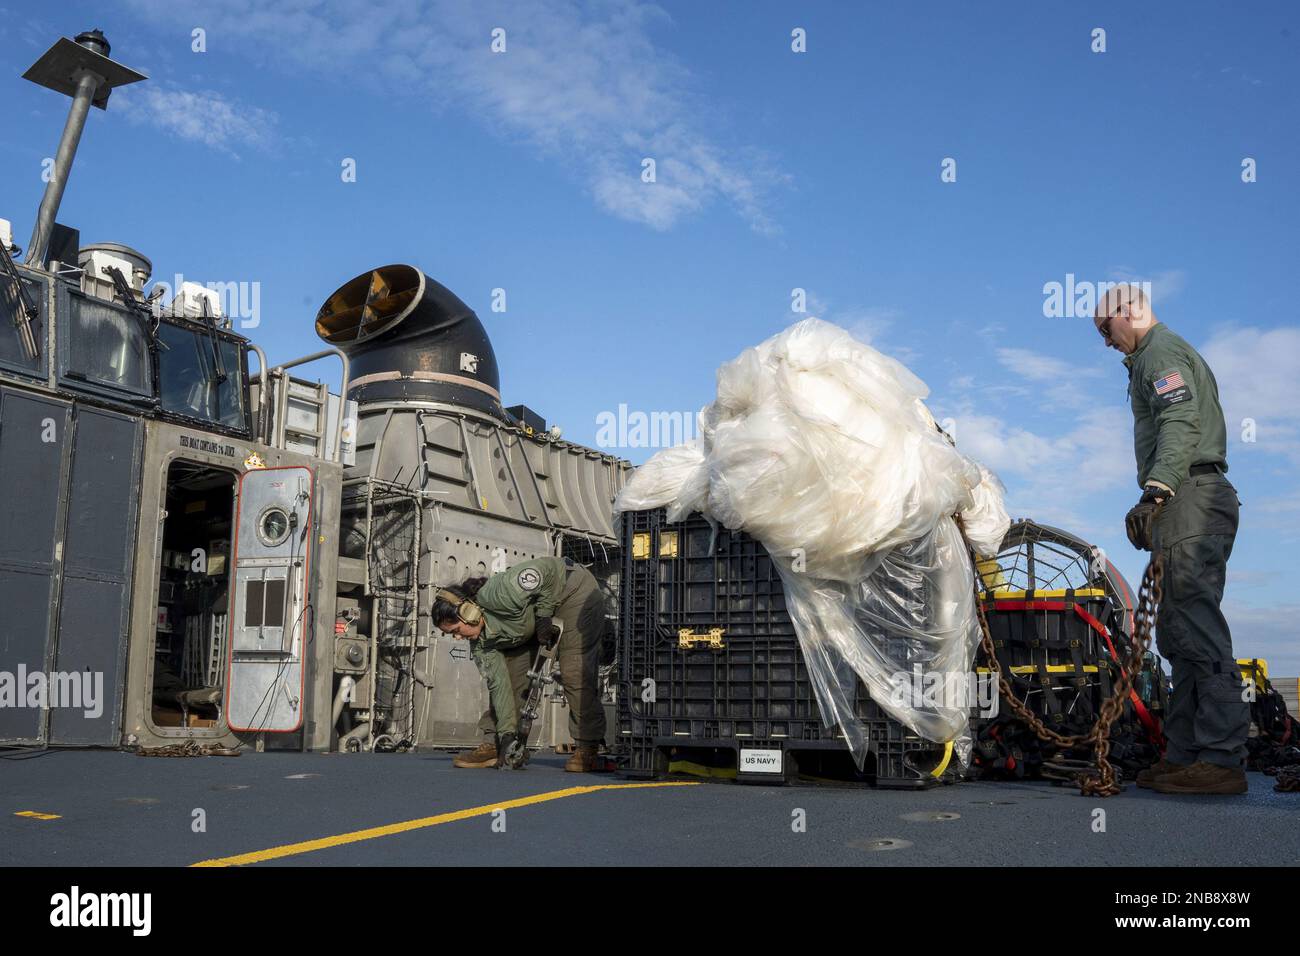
136;740;241;757
958;515;1164;797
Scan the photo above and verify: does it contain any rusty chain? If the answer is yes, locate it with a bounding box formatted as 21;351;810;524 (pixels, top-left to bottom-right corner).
136;740;240;757
1273;769;1300;792
957;515;1164;797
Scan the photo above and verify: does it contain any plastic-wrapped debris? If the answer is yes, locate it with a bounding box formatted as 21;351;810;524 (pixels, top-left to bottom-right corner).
614;318;1009;766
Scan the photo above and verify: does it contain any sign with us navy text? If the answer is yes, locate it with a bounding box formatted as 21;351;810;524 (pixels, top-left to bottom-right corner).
739;748;783;774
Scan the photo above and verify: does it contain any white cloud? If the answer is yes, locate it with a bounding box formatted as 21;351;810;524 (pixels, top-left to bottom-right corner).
1201;325;1300;462
806;302;917;366
940;404;1135;539
121;0;783;231
839;307;901;348
992;347;1110;410
993;348;1089;384
116;83;279;158
1221;601;1300;675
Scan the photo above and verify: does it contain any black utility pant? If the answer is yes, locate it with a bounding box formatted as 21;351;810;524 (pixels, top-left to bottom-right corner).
1152;472;1249;769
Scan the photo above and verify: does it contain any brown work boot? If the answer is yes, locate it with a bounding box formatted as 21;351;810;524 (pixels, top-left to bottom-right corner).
1151;760;1247;795
564;743;601;773
1135;757;1187;789
452;741;498;768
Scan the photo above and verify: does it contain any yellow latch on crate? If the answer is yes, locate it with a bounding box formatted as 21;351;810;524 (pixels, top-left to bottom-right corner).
658;531;679;558
632;532;651;560
678;628;725;650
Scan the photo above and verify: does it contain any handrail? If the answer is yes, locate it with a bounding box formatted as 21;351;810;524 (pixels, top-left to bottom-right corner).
246;343;269;441
252;347;351;463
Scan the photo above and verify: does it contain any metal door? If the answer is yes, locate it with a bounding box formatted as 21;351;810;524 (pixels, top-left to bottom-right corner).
226;466;313;732
0;388;69;744
48;406;141;744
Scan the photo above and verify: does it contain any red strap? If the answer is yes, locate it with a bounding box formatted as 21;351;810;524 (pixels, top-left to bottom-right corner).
1072;604;1163;748
1073;604;1121;661
984;598;1165;749
990;600;1068;612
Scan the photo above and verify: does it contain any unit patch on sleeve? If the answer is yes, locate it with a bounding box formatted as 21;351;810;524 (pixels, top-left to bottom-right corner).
1151;370;1191;406
516;567;542;591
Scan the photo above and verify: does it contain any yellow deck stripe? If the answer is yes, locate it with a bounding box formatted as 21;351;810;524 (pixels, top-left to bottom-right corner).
191;782;698;867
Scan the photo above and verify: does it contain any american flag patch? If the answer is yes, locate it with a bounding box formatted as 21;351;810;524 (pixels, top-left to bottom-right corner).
1154;372;1186;395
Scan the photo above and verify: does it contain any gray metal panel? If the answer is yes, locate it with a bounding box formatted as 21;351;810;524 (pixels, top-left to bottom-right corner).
302;458;342;751
0;387;69;744
0;389;67;565
338;401;629;750
48;407;140;745
417;506;553;747
352;403;627;539
227;466;311;732
0;567;58;741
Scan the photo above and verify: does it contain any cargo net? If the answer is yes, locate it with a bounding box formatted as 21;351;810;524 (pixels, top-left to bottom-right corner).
978;521;1106;594
979;518;1139;645
973;520;1166;781
341;478;424;749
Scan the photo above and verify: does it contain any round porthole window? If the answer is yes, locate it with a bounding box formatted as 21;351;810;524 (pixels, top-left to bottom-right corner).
258;507;291;547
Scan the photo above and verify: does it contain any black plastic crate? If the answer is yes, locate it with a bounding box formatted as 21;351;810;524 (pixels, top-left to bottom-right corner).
975;588;1132;732
979;588;1119;670
970;587;1166;777
617;508;956;788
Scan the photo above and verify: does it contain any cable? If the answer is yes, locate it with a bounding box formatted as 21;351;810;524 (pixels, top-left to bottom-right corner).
240;508;311;735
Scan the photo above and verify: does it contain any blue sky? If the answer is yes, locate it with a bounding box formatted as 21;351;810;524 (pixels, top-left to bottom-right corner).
2;1;1296;672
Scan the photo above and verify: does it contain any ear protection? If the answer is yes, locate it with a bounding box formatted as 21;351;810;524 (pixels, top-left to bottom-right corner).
437;588;483;626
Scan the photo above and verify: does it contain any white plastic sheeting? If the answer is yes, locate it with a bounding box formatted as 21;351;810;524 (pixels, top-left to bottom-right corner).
614;319;1009;767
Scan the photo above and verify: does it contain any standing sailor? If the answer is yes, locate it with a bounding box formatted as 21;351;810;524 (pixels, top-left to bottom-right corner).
1094;284;1248;795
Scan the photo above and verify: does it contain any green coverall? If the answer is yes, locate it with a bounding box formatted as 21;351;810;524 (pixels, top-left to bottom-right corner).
1124;322;1248;769
469;556;608;746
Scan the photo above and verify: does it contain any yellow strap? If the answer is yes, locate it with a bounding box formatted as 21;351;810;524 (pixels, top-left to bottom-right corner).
667;760;738;779
931;740;954;778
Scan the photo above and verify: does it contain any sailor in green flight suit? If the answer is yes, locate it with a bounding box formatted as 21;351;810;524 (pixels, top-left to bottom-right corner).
1094;284;1249;795
433;556;608;771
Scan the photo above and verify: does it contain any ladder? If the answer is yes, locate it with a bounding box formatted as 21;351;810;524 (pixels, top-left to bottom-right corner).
207;613;227;688
272;376;331;458
247;348;351;463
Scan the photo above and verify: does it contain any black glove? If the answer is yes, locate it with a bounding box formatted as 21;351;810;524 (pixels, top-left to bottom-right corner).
495;732;525;769
535;616;561;648
1125;486;1168;551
